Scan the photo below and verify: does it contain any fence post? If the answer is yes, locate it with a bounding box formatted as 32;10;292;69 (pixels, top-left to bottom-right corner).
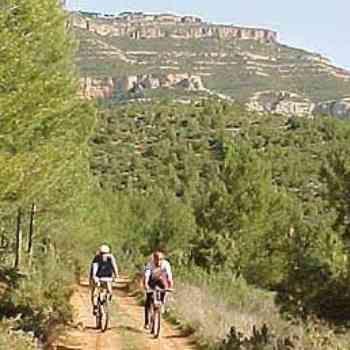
14;208;22;270
27;203;36;267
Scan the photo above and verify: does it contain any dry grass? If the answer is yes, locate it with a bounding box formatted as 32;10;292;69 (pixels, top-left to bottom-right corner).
170;279;288;340
167;273;350;350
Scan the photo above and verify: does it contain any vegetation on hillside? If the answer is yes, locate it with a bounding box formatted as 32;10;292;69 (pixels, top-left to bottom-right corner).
89;100;350;348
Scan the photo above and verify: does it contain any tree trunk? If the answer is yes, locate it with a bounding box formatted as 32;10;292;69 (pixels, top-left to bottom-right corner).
14;208;22;270
27;203;36;267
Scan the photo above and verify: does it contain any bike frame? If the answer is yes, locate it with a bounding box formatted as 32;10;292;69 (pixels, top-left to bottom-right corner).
148;287;172;338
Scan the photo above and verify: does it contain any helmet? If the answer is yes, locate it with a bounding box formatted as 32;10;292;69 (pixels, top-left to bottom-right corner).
99;244;110;254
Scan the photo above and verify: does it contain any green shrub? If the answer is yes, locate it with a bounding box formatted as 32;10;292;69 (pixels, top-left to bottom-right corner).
1;256;74;341
0;321;38;350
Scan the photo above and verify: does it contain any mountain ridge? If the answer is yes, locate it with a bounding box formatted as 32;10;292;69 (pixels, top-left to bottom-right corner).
71;10;278;42
73;10;350;117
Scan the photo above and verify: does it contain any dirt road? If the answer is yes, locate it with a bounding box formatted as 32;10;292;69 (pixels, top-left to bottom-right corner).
51;277;197;350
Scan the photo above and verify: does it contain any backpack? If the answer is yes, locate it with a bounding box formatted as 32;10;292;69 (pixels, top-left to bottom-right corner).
96;255;114;278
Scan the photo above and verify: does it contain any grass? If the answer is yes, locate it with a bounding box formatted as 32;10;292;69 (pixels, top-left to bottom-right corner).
166;268;350;350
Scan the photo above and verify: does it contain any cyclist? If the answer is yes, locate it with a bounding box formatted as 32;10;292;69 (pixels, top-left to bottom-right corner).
90;244;119;315
143;249;173;329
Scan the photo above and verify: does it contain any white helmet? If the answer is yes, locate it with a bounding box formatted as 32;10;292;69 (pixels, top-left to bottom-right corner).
99;244;110;254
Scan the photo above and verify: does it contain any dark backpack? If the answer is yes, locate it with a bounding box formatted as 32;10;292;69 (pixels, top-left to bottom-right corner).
96;255;114;278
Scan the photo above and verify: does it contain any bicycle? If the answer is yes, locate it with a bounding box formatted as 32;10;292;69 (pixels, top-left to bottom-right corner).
148;286;173;338
95;281;111;332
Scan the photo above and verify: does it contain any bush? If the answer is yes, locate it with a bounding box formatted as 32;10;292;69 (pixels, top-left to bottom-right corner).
0;321;38;350
0;256;74;341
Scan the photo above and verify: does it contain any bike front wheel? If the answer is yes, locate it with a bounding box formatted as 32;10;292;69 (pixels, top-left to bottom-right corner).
152;308;161;338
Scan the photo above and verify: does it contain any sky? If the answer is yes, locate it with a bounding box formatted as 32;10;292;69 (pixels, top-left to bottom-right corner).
67;0;350;70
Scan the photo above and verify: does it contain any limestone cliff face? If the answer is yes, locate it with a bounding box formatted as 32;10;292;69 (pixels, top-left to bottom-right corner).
79;77;114;99
247;91;350;118
80;79;350;119
247;91;314;117
313;98;350;118
72;12;277;42
80;73;205;99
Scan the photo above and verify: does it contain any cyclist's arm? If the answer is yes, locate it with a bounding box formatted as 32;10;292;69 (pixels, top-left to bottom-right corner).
92;262;99;283
110;255;119;279
144;268;151;290
165;261;173;288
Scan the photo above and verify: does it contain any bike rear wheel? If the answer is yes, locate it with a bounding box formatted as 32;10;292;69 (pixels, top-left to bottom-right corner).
96;312;101;329
100;300;109;332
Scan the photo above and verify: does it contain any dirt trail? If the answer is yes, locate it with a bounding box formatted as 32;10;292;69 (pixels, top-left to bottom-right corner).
52;277;197;350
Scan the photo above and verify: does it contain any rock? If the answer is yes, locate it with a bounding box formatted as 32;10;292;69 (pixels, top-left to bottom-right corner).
247;90;314;116
313;98;350;118
71;12;277;42
79;73;205;99
79;77;114;99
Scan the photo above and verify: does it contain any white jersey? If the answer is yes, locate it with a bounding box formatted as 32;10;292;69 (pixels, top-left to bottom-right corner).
144;259;173;286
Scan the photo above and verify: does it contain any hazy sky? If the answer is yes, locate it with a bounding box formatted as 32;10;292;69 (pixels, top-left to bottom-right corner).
67;0;349;70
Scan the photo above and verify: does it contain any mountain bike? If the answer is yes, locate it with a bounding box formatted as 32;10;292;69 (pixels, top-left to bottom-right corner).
95;281;111;332
148;287;173;338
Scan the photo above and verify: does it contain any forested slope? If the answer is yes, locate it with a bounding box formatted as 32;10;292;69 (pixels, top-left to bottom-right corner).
89;100;350;346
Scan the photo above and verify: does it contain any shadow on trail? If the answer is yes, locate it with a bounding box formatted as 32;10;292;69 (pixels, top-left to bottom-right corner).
115;325;143;334
84;326;101;331
78;278;130;290
164;334;189;339
84;325;120;332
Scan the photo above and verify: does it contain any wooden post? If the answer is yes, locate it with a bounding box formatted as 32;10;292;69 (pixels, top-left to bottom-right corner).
27;203;36;267
0;228;5;248
14;208;22;270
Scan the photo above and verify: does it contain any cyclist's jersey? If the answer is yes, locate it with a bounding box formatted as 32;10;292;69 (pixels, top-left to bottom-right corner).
144;260;173;288
92;254;118;279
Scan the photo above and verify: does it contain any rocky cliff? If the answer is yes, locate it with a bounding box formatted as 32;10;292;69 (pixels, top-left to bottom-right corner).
247;91;350;118
71;11;277;42
79;73;205;99
313;98;350;119
247;91;314;117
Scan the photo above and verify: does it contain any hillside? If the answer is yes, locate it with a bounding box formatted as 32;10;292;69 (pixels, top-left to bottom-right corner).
73;11;350;116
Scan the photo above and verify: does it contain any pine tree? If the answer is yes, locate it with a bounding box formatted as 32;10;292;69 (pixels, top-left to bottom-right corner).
0;0;95;265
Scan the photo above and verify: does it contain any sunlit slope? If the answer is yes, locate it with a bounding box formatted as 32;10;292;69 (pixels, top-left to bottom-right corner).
75;25;350;102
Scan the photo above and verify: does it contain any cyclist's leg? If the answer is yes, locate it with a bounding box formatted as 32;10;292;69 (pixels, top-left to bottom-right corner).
107;280;113;301
144;292;152;328
160;291;166;303
160;291;167;314
91;281;98;315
